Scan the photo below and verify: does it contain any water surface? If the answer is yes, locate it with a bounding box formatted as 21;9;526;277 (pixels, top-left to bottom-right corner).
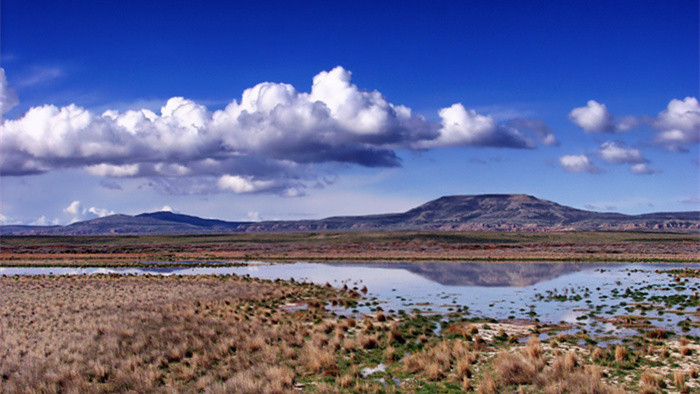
2;261;697;337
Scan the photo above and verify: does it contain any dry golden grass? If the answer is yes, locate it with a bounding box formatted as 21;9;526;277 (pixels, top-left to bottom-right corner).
302;343;338;376
492;351;540;386
477;334;626;394
673;370;685;385
356;332;379;350
388;327;405;345
477;374;498;393
337;373;354;388
640;371;663;389
615;345;628;362
0;274;353;392
383;345;397;362
461;376;471;391
525;335;544;360
456;358;472;379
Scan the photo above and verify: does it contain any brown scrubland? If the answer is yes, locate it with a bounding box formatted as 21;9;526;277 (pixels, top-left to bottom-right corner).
1;274;697;392
1;231;698;265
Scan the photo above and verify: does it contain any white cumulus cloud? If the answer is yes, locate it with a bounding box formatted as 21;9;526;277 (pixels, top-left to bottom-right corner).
63;200;114;223
217;175;277;194
86;164;140;177
64;200;81;216
87;207;115;217
569;100;615;133
568;100;639;133
598;141;644;164
415;104;534;149
653;97;700;151
558;155;601;173
597;141;659;174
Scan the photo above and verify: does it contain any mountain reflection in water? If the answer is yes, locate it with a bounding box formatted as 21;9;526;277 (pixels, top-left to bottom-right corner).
325;262;597;287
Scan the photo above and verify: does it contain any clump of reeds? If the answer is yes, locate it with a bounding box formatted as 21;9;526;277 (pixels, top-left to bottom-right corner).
356;332;379;349
645;328;668;339
661;346;670;357
615;345;628;363
337;374;354;388
591;346;604;360
477;374;498;393
673;371;687;392
639;371;665;393
456;358;472;379
491;351;539;386
383;345;397;362
303;343;338;375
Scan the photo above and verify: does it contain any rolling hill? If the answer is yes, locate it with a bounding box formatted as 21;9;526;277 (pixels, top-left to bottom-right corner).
2;194;698;235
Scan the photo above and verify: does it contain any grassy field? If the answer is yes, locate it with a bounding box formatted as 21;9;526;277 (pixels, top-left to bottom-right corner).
0;274;697;392
1;231;698;265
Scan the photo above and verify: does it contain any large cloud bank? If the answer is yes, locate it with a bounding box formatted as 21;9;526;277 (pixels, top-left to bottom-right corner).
1;66;546;194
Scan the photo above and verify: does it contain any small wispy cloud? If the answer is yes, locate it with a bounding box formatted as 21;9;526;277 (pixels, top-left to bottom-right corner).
99;179;122;190
31;215;60;226
679;197;700;205
508;118;559;146
15;66;65;88
629;163;659;175
0;69;19;117
584;204;617;211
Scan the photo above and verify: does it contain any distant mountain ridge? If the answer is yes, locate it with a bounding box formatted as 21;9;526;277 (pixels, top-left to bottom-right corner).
2;194;698;235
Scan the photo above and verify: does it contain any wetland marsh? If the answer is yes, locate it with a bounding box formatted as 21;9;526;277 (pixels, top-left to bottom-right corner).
1;233;698;392
3;261;699;338
1;260;698;392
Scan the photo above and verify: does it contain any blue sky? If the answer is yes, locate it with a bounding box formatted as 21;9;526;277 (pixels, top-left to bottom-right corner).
1;0;698;225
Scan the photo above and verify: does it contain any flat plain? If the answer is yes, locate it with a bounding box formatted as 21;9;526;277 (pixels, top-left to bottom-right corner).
1;231;699;266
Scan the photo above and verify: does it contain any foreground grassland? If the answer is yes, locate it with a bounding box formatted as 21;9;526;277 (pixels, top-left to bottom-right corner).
1;231;699;266
0;275;698;393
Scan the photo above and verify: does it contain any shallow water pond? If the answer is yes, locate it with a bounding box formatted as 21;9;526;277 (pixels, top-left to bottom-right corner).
2;261;698;337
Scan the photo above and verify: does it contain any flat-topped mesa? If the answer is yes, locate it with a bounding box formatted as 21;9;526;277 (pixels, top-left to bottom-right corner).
401;194;591;225
409;194;541;210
